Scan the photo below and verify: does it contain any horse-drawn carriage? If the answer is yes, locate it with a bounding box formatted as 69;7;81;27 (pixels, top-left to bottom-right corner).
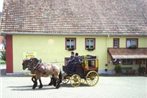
62;55;99;87
22;55;99;89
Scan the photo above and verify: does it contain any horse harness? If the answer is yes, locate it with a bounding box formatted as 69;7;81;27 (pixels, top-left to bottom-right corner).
32;61;57;75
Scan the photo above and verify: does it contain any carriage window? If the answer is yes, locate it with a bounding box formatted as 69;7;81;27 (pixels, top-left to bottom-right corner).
113;38;119;48
85;38;95;51
88;60;96;68
126;38;138;49
65;38;76;51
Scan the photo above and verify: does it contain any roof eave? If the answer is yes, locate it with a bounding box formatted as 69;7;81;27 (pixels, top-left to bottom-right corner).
1;32;147;37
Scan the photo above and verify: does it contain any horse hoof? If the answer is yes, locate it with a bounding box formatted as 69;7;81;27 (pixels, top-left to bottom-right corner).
39;85;43;89
32;84;37;89
53;82;56;86
56;85;60;89
48;82;53;86
56;83;60;89
32;86;36;89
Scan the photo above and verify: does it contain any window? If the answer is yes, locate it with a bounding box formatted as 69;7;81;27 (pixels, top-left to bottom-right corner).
88;60;96;68
135;59;142;65
126;38;138;48
135;59;146;65
122;59;133;65
122;59;146;65
113;38;119;48
85;38;95;50
65;38;76;50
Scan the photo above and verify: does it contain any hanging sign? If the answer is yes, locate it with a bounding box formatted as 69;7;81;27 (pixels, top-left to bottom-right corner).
23;51;36;59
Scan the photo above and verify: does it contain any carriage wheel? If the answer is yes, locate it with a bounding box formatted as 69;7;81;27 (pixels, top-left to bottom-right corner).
86;71;99;86
70;74;81;87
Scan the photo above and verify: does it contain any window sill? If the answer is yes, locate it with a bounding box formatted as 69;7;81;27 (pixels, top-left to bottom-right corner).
128;46;137;49
86;48;95;51
66;48;75;51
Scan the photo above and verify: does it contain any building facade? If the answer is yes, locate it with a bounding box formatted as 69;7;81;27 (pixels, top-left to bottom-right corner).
1;0;147;74
0;12;5;51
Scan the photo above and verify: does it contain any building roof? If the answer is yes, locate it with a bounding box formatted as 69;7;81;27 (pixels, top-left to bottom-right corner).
108;48;147;59
1;0;147;36
0;12;2;33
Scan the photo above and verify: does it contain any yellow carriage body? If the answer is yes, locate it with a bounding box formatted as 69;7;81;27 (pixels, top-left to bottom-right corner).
82;56;99;72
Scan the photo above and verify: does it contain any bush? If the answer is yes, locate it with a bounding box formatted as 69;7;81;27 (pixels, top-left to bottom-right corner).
114;65;122;74
1;51;6;61
138;66;145;75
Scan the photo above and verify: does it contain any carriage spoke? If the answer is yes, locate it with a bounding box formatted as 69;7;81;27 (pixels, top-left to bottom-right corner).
86;71;99;86
70;74;81;87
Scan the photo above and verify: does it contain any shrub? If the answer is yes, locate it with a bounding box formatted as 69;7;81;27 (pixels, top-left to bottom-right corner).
1;51;6;61
114;65;122;74
138;66;145;75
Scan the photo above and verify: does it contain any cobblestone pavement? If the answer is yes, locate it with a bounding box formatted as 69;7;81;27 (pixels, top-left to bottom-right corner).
0;76;147;98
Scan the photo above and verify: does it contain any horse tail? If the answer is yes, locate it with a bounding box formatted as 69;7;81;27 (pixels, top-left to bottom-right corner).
59;71;62;83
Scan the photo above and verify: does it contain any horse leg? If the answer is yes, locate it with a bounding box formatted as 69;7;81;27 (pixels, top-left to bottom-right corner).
32;77;37;89
31;76;37;89
48;77;53;85
31;76;36;83
49;75;56;86
39;78;43;89
48;76;57;87
55;71;62;89
56;79;60;89
59;71;62;84
54;77;61;89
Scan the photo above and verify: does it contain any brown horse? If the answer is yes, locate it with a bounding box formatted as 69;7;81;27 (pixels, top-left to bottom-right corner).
22;58;62;89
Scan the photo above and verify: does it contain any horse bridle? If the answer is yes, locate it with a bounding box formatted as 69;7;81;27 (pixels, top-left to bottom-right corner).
23;59;32;70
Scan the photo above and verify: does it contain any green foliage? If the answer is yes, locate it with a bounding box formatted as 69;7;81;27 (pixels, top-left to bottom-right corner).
114;65;122;74
1;51;6;61
138;66;145;75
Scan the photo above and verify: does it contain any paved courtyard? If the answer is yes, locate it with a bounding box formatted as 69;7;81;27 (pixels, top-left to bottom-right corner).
0;75;147;98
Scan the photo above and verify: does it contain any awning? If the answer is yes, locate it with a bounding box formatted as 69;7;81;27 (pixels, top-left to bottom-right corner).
108;48;147;59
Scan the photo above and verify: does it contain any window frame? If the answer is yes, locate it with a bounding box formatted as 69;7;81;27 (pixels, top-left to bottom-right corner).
65;38;76;51
113;38;120;48
85;38;96;51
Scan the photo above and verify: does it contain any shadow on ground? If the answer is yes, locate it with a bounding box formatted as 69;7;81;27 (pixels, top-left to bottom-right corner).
8;84;57;91
8;83;90;91
61;83;89;88
0;68;6;76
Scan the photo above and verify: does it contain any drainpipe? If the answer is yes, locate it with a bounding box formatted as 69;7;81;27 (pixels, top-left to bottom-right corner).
146;59;147;74
105;34;110;73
